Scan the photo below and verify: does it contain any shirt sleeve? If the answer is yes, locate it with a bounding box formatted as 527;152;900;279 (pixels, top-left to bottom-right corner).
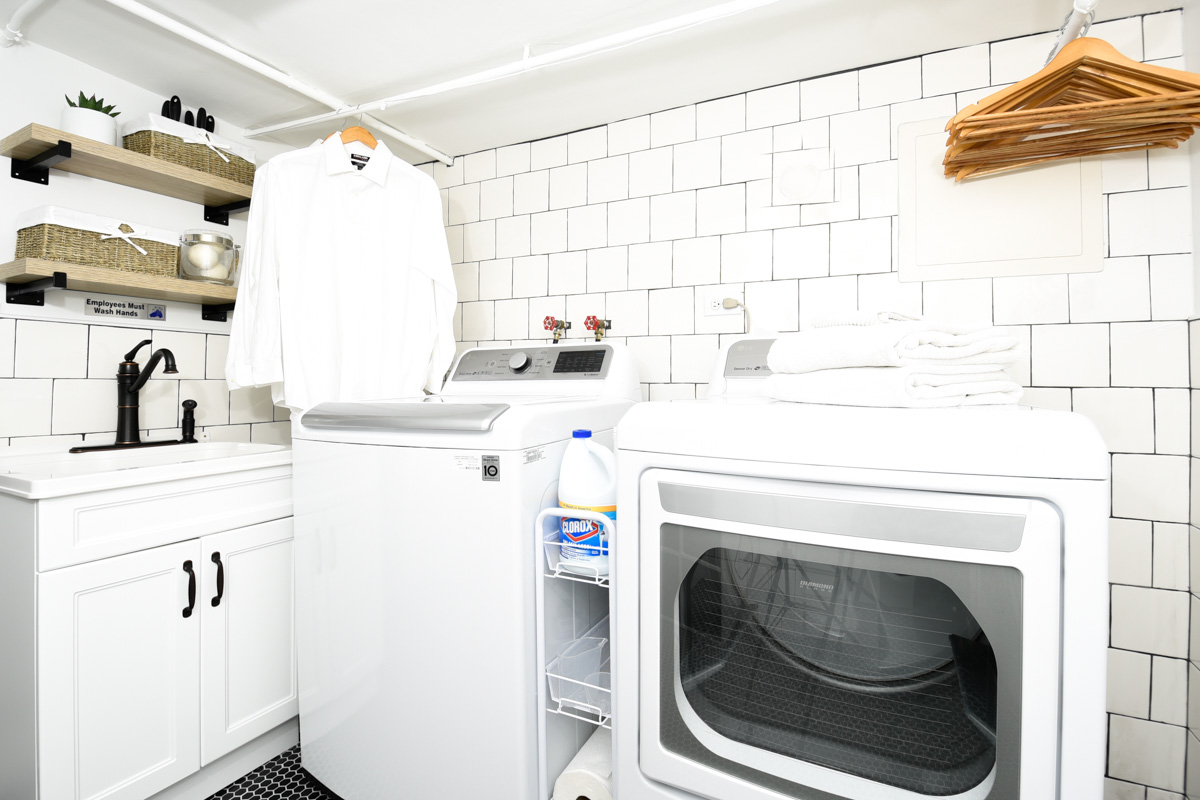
226;163;286;395
412;172;458;394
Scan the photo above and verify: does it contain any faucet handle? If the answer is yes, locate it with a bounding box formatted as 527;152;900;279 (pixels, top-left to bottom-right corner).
123;339;153;362
181;399;198;444
585;316;611;341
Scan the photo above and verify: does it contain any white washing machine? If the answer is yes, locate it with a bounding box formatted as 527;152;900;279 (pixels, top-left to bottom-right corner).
613;337;1110;800
290;342;638;800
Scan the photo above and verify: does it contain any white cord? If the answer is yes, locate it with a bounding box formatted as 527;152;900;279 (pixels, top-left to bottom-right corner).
722;298;751;334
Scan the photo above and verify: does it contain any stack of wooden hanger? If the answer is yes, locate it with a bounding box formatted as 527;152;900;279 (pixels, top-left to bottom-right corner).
944;37;1200;180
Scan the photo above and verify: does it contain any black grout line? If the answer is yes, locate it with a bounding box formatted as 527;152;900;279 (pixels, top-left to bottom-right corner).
424;7;1177;179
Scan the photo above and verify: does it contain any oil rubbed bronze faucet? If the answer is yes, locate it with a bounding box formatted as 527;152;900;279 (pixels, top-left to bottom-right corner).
70;339;197;454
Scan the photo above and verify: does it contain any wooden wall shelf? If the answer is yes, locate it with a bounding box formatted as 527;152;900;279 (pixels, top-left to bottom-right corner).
1;123;252;208
1;259;236;306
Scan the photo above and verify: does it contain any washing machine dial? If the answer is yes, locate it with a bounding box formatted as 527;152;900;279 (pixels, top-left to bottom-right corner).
508;351;532;373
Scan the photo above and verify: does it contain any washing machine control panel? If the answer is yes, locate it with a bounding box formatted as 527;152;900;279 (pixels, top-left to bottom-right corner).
508;352;532;373
452;345;613;381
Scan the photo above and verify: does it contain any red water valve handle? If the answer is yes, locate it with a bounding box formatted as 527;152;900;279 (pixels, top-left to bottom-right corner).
543;315;556;331
585;315;598;331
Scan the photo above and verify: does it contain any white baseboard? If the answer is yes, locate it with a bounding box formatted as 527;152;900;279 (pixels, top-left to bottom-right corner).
146;718;299;800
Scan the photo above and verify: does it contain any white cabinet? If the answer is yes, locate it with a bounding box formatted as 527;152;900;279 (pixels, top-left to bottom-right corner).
38;539;202;800
0;477;296;800
201;519;297;764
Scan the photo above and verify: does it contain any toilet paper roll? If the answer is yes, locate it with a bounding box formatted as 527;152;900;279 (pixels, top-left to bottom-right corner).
553;727;612;800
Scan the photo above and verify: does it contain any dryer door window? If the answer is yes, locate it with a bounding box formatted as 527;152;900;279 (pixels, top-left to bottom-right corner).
657;524;1024;800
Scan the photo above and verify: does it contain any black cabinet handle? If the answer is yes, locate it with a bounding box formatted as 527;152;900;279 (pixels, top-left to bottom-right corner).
211;552;225;607
182;560;196;618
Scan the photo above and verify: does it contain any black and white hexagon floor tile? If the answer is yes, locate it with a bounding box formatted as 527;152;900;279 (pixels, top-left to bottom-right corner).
207;746;336;800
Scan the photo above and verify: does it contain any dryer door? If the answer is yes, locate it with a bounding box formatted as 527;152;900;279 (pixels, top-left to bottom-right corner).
638;470;1063;800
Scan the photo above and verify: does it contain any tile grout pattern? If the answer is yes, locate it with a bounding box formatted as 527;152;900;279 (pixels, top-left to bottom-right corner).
0;320;292;448
207;746;334;800
1189;317;1200;800
0;9;1194;800
421;11;1196;800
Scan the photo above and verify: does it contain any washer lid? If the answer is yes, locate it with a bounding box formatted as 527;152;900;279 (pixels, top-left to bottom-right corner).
301;402;510;433
294;395;636;450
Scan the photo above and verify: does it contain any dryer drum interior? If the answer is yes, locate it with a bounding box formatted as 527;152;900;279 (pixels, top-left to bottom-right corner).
678;548;999;796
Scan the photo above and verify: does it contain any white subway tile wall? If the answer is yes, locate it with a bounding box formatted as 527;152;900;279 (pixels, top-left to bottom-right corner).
0;11;1188;796
426;13;1194;796
0;323;286;445
1191;315;1200;800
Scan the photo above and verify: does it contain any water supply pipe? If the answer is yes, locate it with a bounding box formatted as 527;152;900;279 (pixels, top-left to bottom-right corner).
2;0;50;46
243;0;786;139
89;0;453;163
1045;0;1101;65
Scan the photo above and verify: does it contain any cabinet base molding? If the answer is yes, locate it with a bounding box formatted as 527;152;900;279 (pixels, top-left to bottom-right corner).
147;719;299;800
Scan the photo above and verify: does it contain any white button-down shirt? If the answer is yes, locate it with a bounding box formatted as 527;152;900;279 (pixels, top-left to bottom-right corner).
226;136;456;411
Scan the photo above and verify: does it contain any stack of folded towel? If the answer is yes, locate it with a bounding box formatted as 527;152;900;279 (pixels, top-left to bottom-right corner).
763;311;1022;408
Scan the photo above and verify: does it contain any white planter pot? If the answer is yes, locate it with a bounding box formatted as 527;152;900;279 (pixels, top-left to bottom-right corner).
59;107;118;146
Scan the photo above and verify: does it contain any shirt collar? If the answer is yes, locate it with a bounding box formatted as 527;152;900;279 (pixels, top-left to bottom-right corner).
322;135;393;186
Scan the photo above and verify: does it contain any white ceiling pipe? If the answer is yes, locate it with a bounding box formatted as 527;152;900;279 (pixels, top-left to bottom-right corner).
245;0;786;139
92;0;453;164
1044;0;1100;64
2;0;50;46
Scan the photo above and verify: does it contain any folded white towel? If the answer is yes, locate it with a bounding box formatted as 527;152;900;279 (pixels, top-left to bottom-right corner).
768;322;1018;374
809;311;922;328
764;366;1023;408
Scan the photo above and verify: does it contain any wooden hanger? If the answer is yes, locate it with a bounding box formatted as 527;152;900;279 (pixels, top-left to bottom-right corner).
944;37;1200;180
949;39;1200;123
325;125;378;149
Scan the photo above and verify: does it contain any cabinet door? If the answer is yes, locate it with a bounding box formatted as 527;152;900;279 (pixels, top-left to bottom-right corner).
200;518;297;765
38;539;201;800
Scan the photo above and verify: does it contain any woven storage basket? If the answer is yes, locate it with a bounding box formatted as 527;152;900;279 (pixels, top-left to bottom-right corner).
123;130;255;186
15;208;179;277
120;113;256;186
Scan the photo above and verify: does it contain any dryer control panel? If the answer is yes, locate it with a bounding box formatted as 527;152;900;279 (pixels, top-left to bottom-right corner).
722;338;775;377
451;344;613;381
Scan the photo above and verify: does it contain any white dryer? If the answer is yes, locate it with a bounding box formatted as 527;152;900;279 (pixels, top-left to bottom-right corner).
613;337;1109;800
291;342;638;800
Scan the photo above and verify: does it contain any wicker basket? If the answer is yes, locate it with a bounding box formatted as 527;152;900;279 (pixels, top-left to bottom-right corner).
123;130;255;186
16;212;178;278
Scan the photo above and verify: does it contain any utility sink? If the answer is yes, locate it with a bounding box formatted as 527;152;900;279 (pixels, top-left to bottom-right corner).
0;441;292;499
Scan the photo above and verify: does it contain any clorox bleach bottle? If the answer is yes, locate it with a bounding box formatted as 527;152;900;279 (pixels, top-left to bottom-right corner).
558;430;617;576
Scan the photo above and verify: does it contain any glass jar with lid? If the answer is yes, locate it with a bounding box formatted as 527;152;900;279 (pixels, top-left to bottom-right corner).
179;229;240;285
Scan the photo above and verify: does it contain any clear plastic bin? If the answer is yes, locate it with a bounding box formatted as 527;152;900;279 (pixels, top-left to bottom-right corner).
546;617;613;726
584;671;612;717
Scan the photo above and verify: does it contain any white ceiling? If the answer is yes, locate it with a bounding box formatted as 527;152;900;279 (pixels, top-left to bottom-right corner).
4;0;1182;163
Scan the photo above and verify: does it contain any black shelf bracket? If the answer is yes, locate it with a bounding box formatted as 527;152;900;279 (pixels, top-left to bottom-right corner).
202;301;235;323
6;271;68;306
11;140;72;185
203;199;251;226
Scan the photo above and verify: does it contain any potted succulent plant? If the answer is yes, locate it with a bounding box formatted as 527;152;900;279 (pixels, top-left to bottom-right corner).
60;92;120;146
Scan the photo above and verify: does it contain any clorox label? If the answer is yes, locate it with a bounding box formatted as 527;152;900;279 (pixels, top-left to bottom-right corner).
559;501;615;561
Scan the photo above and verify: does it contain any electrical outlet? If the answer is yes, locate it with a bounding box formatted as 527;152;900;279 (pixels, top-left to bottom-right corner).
702;287;743;316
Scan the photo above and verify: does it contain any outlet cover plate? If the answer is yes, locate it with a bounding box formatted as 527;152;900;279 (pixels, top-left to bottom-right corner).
702;287;744;316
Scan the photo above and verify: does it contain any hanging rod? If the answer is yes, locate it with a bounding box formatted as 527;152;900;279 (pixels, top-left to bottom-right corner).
244;0;786;140
1045;0;1100;65
0;0;48;45
92;0;452;164
6;0;452;164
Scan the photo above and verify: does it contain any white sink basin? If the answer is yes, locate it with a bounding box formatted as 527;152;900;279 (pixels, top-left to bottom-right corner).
0;442;292;499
